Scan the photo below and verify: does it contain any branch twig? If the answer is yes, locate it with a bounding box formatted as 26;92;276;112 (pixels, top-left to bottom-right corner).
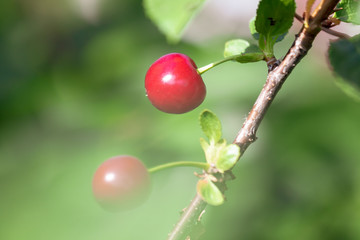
295;13;350;39
167;195;206;240
167;1;341;239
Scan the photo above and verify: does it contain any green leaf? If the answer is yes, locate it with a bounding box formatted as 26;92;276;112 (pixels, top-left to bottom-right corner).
199;110;222;143
199;137;214;164
199;110;241;169
197;178;224;206
328;34;360;100
143;0;206;43
199;137;209;153
224;39;265;63
255;0;295;37
216;144;241;173
200;138;227;165
255;0;295;56
224;39;250;55
249;17;260;40
249;17;288;42
334;0;360;25
231;49;265;63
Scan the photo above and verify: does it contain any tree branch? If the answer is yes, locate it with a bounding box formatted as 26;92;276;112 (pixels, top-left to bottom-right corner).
167;194;206;240
167;1;340;239
233;27;313;150
295;13;351;39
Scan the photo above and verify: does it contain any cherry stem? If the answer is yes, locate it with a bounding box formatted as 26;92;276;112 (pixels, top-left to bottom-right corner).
148;161;210;173
197;55;239;75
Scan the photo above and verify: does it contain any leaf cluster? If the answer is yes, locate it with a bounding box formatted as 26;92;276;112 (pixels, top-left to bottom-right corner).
223;0;295;63
197;110;240;205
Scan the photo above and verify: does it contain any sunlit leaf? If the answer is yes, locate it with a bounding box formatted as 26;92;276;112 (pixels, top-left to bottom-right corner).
224;39;250;56
199;137;209;153
216;144;241;172
224;39;264;63
197;178;224;206
199;110;222;143
249;18;260;40
199;137;214;164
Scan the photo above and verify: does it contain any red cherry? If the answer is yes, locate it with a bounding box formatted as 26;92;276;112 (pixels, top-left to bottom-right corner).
145;53;206;114
92;155;150;211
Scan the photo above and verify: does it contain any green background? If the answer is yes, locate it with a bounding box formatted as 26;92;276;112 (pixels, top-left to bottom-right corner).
1;1;359;239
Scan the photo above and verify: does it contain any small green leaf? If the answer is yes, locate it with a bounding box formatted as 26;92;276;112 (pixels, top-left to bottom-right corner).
224;39;265;63
216;144;241;173
199;137;209;153
199;110;222;143
249;18;260;40
255;0;295;56
200;138;227;165
224;39;250;56
197;178;224;206
334;0;360;25
199;110;241;169
143;0;206;43
199;137;213;164
328;34;360;100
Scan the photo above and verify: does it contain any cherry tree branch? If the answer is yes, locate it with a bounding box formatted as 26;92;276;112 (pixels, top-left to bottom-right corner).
295;13;351;39
167;1;340;239
167;194;206;240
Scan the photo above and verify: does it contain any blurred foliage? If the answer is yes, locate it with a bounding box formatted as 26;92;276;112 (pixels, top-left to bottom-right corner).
328;34;360;102
0;0;359;240
143;0;206;42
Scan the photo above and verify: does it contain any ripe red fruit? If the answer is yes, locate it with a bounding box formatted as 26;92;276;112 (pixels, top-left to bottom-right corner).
145;53;206;114
92;155;150;211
